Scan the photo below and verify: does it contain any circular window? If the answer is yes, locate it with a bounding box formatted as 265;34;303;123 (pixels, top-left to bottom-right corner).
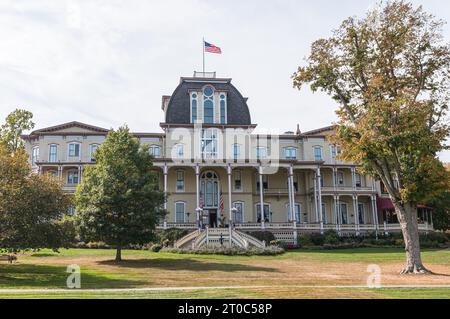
192;93;197;98
203;86;214;97
220;94;225;99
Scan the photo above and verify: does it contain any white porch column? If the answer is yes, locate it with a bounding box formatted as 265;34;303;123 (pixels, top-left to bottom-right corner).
313;173;318;222
351;167;356;191
78;165;82;183
259;165;265;229
371;195;379;237
58;165;63;180
316;167;323;234
334;195;340;233
195;163;200;229
287;169;294;221
289;166;298;242
353;195;359;236
332;167;337;190
163;163;168;229
227;164;233;227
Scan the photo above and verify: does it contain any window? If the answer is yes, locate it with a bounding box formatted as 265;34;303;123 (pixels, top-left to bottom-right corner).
203;86;214;123
320;175;324;187
330;145;341;160
337;171;344;186
90;144;99;162
175;144;184;158
285;147;297;160
313;146;323;161
49;144;58;162
201;129;217;159
287;203;302;222
233;170;242;191
176;170;184;192
149;145;161;158
233;202;244;223
232;144;240;160
355;173;362;187
256;174;268;191
220;93;226;124
256;203;271;222
68;143;80;158
287;174;299;192
200;171;219;207
358;203;365;224
191;92;198;123
67;206;76;216
339;202;348;224
256;147;267;160
175;202;186;223
380;181;388;194
32;146;39;165
67;170;79;184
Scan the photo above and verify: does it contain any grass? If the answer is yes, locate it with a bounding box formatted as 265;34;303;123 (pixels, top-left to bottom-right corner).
0;247;449;298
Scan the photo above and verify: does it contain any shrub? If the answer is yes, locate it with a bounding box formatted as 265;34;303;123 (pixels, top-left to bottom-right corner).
247;231;276;244
298;233;313;247
323;230;340;245
150;244;162;252
158;228;189;247
310;233;325;246
420;232;448;244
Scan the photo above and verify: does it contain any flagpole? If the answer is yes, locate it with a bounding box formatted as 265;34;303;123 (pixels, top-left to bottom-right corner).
202;37;205;74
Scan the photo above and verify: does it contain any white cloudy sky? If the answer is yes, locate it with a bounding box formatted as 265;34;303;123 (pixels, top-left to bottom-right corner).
0;0;449;161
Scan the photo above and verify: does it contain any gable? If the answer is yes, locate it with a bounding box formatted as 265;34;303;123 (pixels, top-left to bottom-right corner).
30;121;109;136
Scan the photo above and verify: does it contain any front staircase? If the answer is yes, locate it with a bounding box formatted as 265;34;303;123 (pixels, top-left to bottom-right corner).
175;227;265;249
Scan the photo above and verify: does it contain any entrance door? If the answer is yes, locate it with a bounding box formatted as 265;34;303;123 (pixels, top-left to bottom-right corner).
209;209;217;228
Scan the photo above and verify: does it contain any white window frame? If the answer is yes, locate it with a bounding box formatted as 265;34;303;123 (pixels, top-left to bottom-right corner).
32;146;39;166
174;201;186;223
89;144;100;162
358;202;365;224
355;173;362;187
175;144;184;159
219;92;227;124
176;170;185;192
232;143;240;161
149;145;161;158
286;202;302;222
321;202;327;224
67;142;81;160
256;146;267;160
232;201;244;223
313;145;323;161
190;91;198;123
48;144;58;162
337;171;345;186
256;203;272;222
233;170;242;192
202;85;215;124
339;202;348;225
256;174;268;191
201;128;218;159
284;147;297;160
67;170;79;185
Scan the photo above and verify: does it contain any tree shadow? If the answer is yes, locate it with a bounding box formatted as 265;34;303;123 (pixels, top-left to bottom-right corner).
0;263;141;288
98;258;279;273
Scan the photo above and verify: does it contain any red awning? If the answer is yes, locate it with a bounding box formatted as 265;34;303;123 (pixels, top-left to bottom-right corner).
377;197;394;211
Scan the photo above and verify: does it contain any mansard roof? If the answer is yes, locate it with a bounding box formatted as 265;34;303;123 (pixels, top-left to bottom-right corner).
164;77;252;125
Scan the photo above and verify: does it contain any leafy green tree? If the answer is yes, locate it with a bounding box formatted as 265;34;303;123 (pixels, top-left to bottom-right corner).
75;126;165;261
293;1;450;273
0;109;34;152
429;191;450;231
0;144;72;253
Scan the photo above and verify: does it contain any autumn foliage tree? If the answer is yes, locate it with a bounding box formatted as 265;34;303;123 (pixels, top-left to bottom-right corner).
75;126;165;262
293;1;450;273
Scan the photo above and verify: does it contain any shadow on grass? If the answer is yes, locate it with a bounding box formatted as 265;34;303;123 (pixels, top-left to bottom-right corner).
0;264;140;289
98;258;278;273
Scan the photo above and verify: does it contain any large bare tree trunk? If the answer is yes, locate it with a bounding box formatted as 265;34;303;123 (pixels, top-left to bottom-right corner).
394;202;430;274
115;247;122;262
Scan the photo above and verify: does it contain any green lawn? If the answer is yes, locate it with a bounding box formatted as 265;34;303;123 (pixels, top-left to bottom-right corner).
0;248;449;298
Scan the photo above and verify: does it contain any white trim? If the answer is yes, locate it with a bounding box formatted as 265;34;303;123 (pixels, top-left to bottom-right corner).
174;201;186;223
67;141;81;161
233;169;243;192
89;143;100;162
283;147;297;160
357;202;366;224
232;201;245;223
339;202;349;224
255;202;271;222
219;92;227;125
285;202;302;222
31;145;40;166
313;145;323;161
175;170;185;193
202;85;215;124
67;169;79;185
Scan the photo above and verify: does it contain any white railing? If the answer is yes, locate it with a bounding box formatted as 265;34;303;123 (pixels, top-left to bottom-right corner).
175;229;200;248
235;230;265;248
193;231;207;248
230;229;249;248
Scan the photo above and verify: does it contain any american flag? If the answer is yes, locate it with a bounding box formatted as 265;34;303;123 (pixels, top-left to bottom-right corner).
219;191;224;213
204;41;222;54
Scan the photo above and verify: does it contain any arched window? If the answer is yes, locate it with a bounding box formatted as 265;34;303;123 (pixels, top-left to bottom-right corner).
89;144;100;162
191;92;198;123
200;171;219;208
219;93;226;124
175;201;186;223
67;142;81;160
203;86;214;124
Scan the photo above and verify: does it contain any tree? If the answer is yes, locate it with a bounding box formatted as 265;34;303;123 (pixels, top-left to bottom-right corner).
293;1;450;273
429;191;450;231
0;109;34;152
75;126;165;261
0;144;72;253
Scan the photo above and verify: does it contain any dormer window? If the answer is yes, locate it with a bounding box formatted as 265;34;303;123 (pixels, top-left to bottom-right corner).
203;86;215;124
220;93;226;124
191;92;198;123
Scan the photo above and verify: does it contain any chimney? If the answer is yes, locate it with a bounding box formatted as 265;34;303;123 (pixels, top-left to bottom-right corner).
296;124;301;135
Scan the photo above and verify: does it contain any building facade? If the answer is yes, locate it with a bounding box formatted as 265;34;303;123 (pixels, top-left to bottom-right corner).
22;72;433;243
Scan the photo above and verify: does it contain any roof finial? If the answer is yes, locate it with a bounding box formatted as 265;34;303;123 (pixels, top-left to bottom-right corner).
296;123;301;135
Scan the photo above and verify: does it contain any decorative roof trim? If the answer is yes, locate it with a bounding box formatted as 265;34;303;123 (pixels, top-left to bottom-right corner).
30;121;109;135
